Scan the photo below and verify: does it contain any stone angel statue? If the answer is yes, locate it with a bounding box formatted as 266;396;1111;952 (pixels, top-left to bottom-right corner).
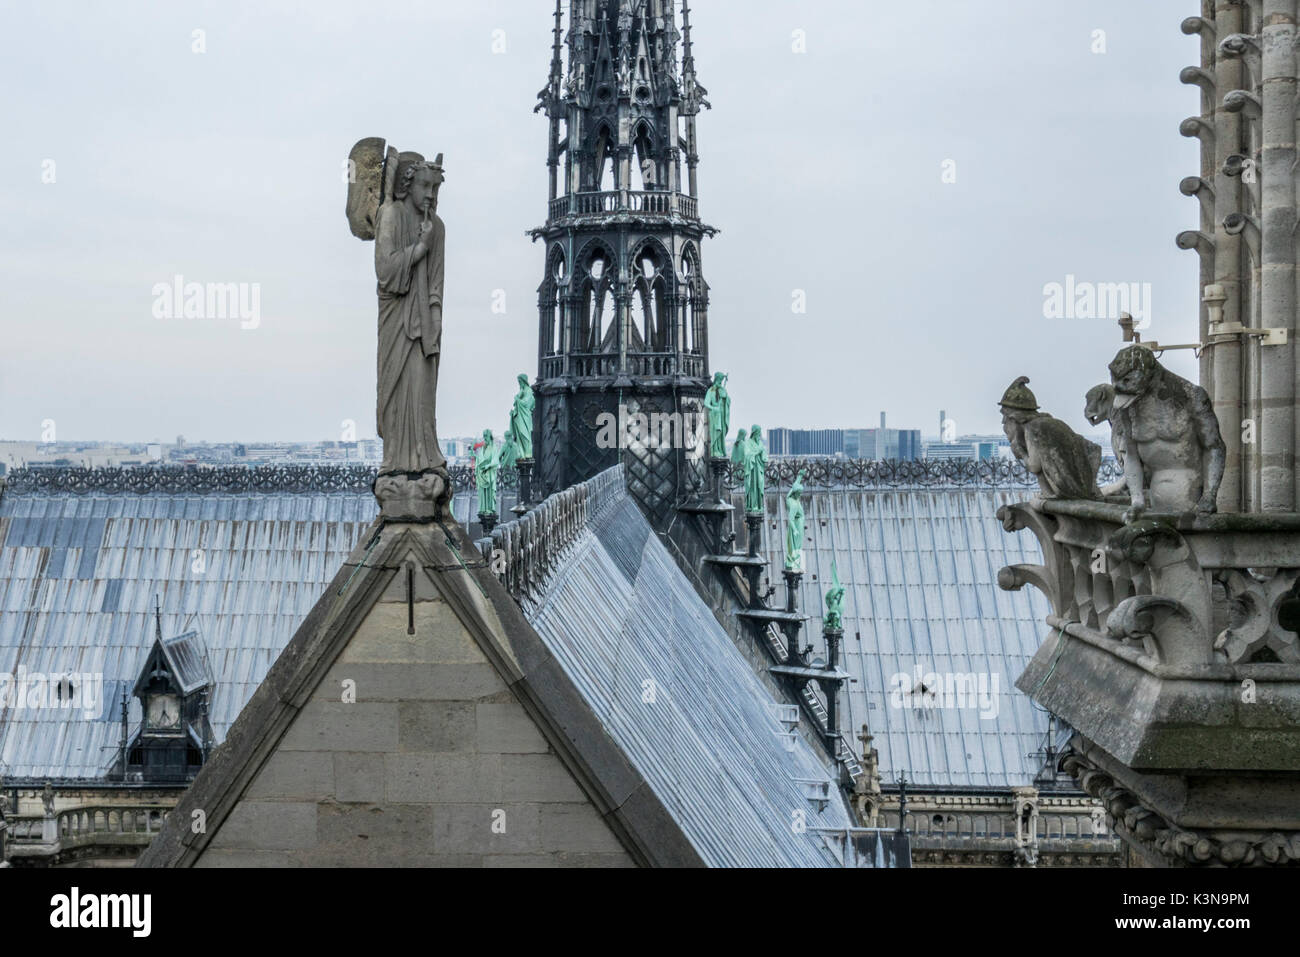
346;137;451;521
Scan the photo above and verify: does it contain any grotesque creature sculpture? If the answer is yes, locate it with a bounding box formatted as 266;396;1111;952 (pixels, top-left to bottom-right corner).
1084;383;1129;496
999;377;1101;500
1107;345;1225;516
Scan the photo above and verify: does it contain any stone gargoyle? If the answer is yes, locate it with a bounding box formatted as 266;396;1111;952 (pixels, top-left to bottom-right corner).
1084;383;1129;497
999;376;1101;500
1107;345;1225;518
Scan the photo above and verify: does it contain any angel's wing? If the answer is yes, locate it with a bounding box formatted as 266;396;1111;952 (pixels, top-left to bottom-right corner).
345;137;388;241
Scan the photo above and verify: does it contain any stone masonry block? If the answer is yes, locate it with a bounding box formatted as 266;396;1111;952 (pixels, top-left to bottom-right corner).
334;752;386;804
476;701;550;754
278;701;398;752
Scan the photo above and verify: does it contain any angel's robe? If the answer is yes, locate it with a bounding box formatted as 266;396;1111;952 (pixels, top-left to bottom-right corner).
375;199;446;474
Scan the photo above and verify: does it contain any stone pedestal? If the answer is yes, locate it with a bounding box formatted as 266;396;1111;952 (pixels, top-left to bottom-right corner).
373;469;452;524
708;455;729;503
783;569;803;662
745;511;763;557
783;569;802;614
479;511;499;536
820;626;844;737
512;458;536;517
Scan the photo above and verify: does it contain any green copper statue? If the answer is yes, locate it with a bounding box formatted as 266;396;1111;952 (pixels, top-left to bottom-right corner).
731;424;768;514
703;371;731;459
508;373;535;460
784;468;808;572
500;429;520;471
475;429;501;517
824;560;845;630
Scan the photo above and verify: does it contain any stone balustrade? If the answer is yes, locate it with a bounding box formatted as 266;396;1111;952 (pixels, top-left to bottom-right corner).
479;465;624;609
548;189;700;222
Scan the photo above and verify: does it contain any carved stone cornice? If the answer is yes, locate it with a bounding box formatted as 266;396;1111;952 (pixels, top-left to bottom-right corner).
1062;745;1300;867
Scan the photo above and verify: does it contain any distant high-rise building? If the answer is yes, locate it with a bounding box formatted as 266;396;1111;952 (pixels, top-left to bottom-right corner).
769;416;921;461
768;428;844;457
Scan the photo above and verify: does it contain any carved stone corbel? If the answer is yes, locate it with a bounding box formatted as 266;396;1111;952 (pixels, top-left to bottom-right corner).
1106;595;1208;666
996;502;1070;616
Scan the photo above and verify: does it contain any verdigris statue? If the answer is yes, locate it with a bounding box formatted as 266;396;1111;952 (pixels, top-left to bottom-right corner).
1108;345;1225;515
824;560;845;631
475;429;501;518
784;468;808;572
732;425;768;514
508;373;535;460
1084;383;1128;496
347;138;451;521
730;427;750;477
999;377;1101;500
703;371;731;459
500;430;520;472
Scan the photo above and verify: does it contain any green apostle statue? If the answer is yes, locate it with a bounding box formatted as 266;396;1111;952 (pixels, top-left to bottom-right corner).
500;429;520;471
732;424;768;514
784;468;808;572
475;429;501;517
824;560;845;630
703;371;731;459
508;373;535;460
730;427;750;469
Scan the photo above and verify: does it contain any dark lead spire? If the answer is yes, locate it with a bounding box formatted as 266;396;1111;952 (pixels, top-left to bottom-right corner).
530;0;718;522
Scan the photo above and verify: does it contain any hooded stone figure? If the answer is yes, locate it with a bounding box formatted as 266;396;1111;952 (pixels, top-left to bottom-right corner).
999;377;1101;500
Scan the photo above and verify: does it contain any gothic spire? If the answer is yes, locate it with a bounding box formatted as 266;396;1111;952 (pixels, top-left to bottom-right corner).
681;0;708;112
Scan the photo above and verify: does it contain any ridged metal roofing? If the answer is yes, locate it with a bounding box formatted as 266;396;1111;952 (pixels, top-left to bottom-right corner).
0;490;382;780
0;486;500;781
525;482;875;868
750;486;1055;790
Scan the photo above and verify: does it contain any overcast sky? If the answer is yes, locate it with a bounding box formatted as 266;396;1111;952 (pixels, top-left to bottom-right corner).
0;0;1201;445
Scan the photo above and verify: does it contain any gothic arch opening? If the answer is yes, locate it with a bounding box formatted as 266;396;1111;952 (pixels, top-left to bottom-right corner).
680;245;702;354
545;245;567;355
633;123;657;191
594;125;615;192
575;244;616;362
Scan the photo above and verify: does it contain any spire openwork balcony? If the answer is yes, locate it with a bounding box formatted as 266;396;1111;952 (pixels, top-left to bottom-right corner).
548;189;699;223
